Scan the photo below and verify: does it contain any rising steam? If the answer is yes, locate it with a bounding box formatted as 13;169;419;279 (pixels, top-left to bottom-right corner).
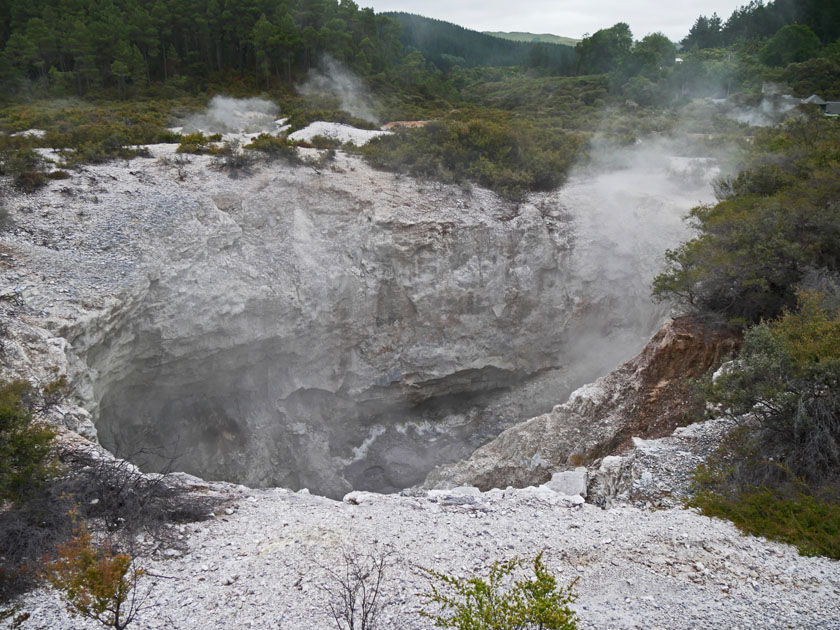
182;96;281;134
298;56;379;123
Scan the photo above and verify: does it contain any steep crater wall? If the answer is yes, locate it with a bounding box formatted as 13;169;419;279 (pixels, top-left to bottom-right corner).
4;149;713;498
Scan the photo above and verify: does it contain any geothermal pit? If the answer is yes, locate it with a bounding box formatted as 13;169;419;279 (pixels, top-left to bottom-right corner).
1;122;718;498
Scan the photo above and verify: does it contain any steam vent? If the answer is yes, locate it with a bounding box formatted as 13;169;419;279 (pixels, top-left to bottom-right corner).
4;129;717;498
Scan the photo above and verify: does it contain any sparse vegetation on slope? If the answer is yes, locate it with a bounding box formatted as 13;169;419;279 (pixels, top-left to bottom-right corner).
690;289;840;558
653;114;840;558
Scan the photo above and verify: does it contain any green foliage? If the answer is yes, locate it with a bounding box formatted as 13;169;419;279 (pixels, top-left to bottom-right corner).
176;132;224;155
780;57;840;99
243;133;301;163
760;24;822;66
308;134;341;150
653;116;840;325
703;291;840;485
575;23;633;75
689;290;840;558
685;0;840;49
682;13;723;50
691;484;840;558
0;146;41;176
421;553;578;630
358;118;585;199
387;13;576;74
0;380;57;506
45;520;145;629
0;0;409;98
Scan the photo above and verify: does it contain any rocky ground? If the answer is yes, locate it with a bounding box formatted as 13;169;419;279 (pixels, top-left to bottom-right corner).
10;456;840;630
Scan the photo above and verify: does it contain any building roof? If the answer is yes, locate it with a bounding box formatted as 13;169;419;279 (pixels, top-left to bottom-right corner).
802;94;827;105
825;102;840;116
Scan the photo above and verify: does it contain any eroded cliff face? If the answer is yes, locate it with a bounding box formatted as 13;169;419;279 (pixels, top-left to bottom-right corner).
424;317;741;491
0;145;712;497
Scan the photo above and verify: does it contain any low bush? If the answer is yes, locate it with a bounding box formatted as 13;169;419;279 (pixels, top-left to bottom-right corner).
176;132;224;155
45;519;146;629
689;289;840;557
691;477;840;559
421;552;579;630
0;381;57;506
0;147;42;177
212;140;256;175
357;119;585;199
243;134;301;164
308;135;342;150
13;171;48;193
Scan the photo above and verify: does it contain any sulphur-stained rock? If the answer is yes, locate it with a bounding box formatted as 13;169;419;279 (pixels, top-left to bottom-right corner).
425;317;740;491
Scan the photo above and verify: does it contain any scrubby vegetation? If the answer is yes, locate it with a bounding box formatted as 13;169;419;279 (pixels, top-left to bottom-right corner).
0;379;220;603
357;118;585;199
45;520;146;629
653;114;840;327
421;553;579;630
0;381;57;509
690;290;840;558
652;111;840;557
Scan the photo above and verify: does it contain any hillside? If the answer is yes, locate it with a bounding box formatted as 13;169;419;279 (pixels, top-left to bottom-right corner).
484;31;580;47
384;12;576;72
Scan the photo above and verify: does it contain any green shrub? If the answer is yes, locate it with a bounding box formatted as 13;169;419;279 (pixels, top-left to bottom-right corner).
689;289;840;558
691;483;840;559
703;290;840;486
243;134;300;164
176;132;224;155
13;171;48;193
357;119;585;199
0;380;57;506
213;140;256;175
653;116;840;326
309;134;341;150
421;553;579;630
0;147;42;177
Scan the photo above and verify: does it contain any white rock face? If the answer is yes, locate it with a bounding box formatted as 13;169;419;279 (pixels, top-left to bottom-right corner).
543;468;589;497
0;146;709;497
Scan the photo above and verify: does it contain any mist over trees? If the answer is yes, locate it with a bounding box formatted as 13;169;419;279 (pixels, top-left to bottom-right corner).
385;13;577;74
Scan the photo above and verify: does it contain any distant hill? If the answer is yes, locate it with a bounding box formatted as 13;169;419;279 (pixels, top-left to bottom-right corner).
484;31;579;47
385;12;576;73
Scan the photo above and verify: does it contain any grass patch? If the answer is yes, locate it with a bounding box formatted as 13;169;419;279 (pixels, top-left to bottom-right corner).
691;484;840;558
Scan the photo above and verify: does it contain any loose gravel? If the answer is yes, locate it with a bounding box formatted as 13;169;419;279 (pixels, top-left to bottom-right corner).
10;483;840;630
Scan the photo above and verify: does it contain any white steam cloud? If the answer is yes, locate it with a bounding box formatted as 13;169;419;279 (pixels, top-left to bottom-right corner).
547;131;727;383
298;56;379;123
182;96;281;134
725;94;800;128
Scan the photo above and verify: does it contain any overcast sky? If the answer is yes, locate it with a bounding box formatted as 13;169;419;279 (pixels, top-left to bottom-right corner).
362;1;747;42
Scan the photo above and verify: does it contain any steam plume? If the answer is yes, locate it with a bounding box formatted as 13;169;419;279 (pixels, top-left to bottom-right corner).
298;56;379;123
